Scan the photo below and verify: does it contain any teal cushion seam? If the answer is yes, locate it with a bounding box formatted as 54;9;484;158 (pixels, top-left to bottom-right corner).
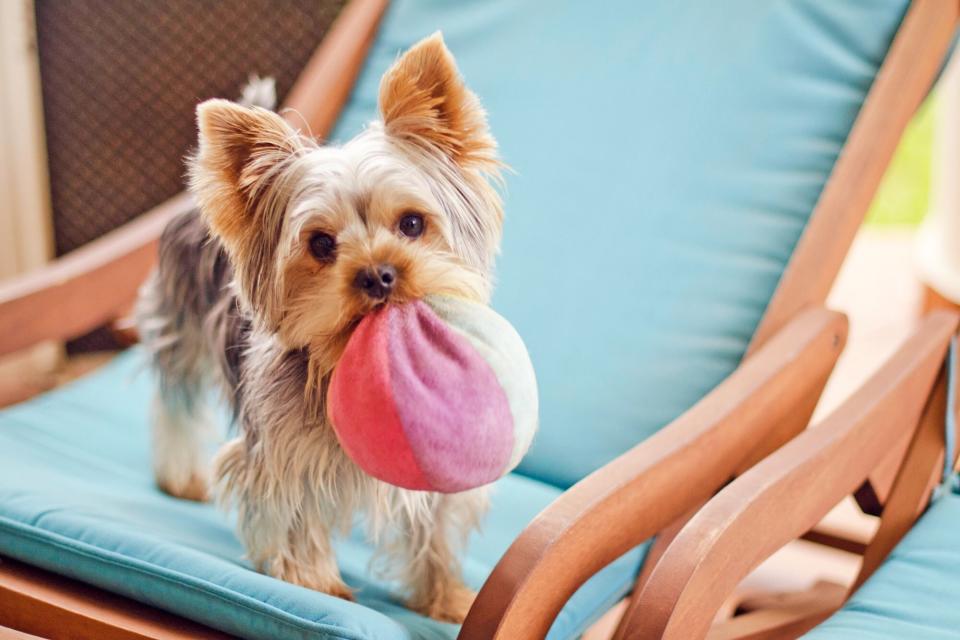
0;515;363;640
0;509;643;640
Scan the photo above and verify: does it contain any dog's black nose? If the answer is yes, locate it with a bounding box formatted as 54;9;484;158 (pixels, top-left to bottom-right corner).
354;264;397;300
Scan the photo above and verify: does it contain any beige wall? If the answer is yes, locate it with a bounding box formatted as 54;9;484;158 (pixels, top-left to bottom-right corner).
0;0;60;383
917;50;960;304
0;0;53;275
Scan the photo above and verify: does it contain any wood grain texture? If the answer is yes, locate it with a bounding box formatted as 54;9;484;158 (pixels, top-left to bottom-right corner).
852;360;954;592
799;526;869;556
0;192;190;357
0;557;230;640
623;311;958;640
707;581;847;640
0;0;390;358
748;0;959;353
622;325;835;634
0;625;45;640
854;434;915;516
459;308;848;640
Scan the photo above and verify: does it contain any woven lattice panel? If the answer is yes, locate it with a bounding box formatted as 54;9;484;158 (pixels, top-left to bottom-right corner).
34;0;347;350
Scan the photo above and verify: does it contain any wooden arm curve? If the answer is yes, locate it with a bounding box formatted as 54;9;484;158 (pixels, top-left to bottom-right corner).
0;0;389;358
459;307;848;640
624;310;959;640
0;193;191;357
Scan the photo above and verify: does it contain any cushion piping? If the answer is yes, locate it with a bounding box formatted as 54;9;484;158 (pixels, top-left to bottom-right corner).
0;515;372;640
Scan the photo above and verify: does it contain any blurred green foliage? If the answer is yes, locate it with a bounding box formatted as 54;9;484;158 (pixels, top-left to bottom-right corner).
865;93;937;227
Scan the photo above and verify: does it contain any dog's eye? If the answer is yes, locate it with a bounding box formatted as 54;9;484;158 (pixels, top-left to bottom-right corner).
308;231;336;262
398;212;425;239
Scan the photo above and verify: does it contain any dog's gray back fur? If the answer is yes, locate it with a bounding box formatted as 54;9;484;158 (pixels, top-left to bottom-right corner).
136;208;252;413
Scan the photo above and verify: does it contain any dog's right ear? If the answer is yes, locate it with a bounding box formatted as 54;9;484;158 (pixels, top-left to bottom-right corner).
378;33;498;171
190;99;304;249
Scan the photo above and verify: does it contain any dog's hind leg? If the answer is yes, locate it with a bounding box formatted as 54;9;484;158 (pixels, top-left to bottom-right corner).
136;209;236;501
149;362;214;502
140;275;215;501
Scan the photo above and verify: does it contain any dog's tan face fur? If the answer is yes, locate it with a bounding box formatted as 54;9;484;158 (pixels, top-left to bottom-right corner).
191;34;502;377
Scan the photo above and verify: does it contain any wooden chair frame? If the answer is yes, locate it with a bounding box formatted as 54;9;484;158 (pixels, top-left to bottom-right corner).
626;310;960;640
0;0;955;637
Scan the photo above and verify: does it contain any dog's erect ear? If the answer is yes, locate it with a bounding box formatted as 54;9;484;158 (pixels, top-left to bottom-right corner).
379;33;497;170
190;99;304;247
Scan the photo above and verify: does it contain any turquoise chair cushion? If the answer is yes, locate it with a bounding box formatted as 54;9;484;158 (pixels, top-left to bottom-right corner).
0;3;919;637
803;491;960;639
0;350;647;640
332;0;911;488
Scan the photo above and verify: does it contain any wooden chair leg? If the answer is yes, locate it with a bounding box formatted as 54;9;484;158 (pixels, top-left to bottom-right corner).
707;581;846;640
799;525;869;556
853;365;951;590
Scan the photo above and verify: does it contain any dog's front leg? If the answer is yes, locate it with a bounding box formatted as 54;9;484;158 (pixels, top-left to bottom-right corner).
399;488;489;623
215;436;353;600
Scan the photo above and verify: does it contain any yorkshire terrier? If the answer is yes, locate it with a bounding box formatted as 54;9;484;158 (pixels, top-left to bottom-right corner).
135;34;503;622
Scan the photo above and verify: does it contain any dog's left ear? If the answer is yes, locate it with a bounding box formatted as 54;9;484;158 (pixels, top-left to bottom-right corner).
189;99;307;328
191;99;304;249
379;33;497;170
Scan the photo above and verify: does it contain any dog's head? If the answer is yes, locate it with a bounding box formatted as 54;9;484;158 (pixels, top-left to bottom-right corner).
189;34;503;373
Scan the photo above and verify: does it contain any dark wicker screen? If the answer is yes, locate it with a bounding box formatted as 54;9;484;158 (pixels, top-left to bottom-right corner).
34;0;347;350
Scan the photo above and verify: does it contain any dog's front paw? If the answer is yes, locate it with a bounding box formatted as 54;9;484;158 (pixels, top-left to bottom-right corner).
270;558;354;602
307;576;354;602
151;400;212;502
156;470;210;502
324;581;356;602
409;583;476;624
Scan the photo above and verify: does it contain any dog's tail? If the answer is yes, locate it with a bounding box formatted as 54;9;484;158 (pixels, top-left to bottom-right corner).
238;74;277;111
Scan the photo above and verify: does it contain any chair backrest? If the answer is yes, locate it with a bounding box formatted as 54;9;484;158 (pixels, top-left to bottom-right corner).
34;0;345;351
331;0;911;488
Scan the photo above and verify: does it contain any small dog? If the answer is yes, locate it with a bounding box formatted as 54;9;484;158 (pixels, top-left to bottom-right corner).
135;34;503;622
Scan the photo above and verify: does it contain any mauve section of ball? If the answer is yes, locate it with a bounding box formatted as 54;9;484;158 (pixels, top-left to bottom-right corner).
387;300;514;492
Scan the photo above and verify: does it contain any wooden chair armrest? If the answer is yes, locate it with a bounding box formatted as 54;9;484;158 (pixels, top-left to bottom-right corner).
0;194;190;357
0;0;389;358
460;307;848;640
624;310;959;640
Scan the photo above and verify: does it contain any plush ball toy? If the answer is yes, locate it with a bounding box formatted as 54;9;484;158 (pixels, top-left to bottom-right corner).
327;295;538;493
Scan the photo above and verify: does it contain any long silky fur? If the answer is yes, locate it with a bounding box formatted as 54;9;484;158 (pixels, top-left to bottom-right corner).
137;34;502;621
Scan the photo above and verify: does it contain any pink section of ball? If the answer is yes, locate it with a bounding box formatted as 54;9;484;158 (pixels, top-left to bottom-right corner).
328;305;430;490
327;300;515;492
387;300;514;492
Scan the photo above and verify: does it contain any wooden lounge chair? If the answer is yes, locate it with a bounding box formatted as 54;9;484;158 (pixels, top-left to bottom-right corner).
628;310;959;639
0;0;955;638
